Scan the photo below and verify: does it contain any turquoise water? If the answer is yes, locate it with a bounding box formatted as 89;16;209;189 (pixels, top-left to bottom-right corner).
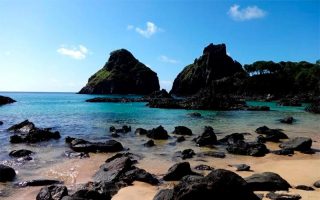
0;92;319;194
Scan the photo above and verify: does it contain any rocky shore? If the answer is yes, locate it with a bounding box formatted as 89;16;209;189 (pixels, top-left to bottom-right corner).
1;119;319;200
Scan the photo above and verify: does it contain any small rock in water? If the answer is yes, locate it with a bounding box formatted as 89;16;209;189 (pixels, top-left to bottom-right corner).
295;185;314;191
0;121;3;125
143;140;155;147
9;149;34;158
147;126;169;140
194;164;213;171
135;128;148;135
179;149;195;160
111;133;120;138
266;192;301;200
110;125;131;133
172;126;192;136
176;136;186;143
0;164;16;182
280;116;294;124
64;151;89;159
194;126;217;147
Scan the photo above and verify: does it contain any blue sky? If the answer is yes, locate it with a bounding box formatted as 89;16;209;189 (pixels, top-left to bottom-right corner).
0;0;319;92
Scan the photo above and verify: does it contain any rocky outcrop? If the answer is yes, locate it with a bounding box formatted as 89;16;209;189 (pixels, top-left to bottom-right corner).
147;126;169;140
79;49;160;94
170;43;244;96
155;169;260;200
194;126;217;146
255;126;288;142
245;172;291;191
0;95;16;105
8;120;61;143
0;164;16;182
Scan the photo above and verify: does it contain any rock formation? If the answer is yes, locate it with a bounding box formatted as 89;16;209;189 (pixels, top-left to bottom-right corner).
79;49;160;94
170;43;244;96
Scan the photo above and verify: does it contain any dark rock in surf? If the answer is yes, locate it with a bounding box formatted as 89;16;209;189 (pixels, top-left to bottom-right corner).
255;126;288;142
218;133;245;145
9;149;34;158
135;128;148;135
176;136;186;143
0;95;16;105
172;126;192;136
147;126;169;140
143;140;155;147
280;116;294;124
0;164;16;182
226;141;269;157
194;126;217;146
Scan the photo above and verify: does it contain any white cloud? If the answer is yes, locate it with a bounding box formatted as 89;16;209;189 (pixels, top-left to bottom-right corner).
159;55;179;64
160;80;173;91
228;4;266;21
57;45;89;60
127;22;160;38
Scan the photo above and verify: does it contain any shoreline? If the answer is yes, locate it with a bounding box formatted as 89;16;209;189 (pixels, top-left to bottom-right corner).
2;140;320;200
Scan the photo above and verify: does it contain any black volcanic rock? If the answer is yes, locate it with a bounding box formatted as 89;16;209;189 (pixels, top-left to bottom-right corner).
79;49;160;94
0;164;16;182
245;172;291;191
170;43;244;96
0;95;16;105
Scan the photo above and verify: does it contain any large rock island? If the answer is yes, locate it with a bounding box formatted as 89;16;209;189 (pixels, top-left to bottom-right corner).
170;43;244;96
79;49;160;94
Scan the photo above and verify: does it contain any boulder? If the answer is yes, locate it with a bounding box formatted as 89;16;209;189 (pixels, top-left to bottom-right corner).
147;126;169;140
143;140;155;147
227;141;269;157
280;116;294;124
156;169;260;200
8;120;60;143
163;162;200;181
135;128;148;135
176;136;186;143
218;133;245;144
0;164;16;182
172;126;192;136
174;149;195;160
9;149;34;158
79;49;160;94
279;137;312;151
0;95;16;105
16;179;62;187
0;121;3;125
314;180;320;188
295;185;314;191
266;192;301;200
245;172;291;191
94;153;158;185
194;126;217;146
255;126;288;142
66;137;123;153
36;185;68;200
170;43;244;96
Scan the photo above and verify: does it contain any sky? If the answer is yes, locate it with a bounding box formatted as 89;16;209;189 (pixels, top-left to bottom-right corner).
0;0;319;92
